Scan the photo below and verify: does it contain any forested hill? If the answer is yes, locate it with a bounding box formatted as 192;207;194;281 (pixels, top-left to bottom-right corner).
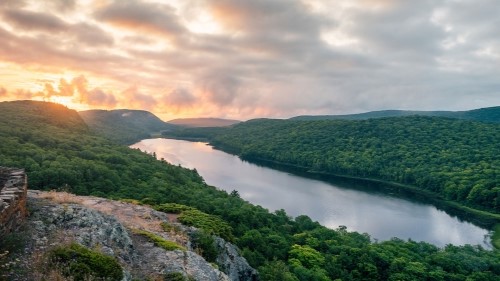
1;100;499;280
0;100;88;132
79;109;176;144
167;117;241;127
168;116;500;214
291;106;500;123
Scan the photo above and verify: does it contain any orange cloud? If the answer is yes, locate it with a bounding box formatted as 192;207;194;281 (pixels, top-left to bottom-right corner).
121;86;157;110
86;88;117;107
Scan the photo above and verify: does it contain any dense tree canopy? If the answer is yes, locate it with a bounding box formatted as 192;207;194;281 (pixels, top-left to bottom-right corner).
168;117;500;213
1;101;499;281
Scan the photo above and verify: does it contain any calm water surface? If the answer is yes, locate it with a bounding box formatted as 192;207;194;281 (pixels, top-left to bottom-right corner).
131;138;491;248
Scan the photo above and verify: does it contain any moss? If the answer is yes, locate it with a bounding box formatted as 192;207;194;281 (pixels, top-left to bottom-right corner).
134;229;186;251
48;243;123;281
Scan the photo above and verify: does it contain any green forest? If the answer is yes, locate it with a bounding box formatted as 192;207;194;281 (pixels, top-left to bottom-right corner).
167;117;500;215
1;101;499;281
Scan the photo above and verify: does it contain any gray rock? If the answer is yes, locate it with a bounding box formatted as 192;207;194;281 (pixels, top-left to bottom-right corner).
215;237;259;281
25;193;257;281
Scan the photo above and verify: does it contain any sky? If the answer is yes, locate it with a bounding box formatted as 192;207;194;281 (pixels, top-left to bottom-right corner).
0;0;499;120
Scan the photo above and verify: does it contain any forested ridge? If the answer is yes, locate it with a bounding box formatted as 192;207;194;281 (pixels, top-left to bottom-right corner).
169;117;500;214
1;101;499;281
290;106;500;123
79;109;176;144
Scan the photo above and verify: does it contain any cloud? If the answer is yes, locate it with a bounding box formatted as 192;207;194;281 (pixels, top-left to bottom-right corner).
73;23;114;46
68;75;117;107
121;86;157;110
95;0;186;42
0;87;7;97
86;88;117;107
58;78;74;96
2;9;68;32
200;73;241;106
0;0;27;8
164;88;196;107
0;0;499;119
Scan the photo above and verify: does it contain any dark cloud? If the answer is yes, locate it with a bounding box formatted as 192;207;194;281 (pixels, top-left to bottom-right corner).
207;0;333;61
0;0;27;9
95;0;186;42
201;74;241;106
49;0;77;12
165;88;196;107
2;9;68;32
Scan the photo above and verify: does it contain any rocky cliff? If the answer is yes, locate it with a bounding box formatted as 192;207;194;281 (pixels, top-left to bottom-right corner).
1;190;257;281
0;168;27;238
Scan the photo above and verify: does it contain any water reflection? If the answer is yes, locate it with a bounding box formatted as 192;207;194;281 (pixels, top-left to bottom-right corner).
131;138;491;248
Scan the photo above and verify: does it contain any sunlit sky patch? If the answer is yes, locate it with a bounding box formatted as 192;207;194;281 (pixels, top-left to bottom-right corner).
0;0;499;120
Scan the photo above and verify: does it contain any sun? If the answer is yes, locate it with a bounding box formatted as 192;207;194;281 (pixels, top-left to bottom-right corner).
49;96;88;111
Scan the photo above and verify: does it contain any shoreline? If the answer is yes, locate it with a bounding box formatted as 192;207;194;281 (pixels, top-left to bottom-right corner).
159;136;500;249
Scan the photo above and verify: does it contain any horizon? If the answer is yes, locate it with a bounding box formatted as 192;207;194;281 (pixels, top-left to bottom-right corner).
3;99;499;124
1;0;499;120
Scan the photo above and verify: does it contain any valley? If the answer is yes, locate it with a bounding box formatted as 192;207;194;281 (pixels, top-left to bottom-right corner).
0;101;498;281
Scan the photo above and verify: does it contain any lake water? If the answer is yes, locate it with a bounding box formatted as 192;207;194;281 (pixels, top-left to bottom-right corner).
131;138;491;248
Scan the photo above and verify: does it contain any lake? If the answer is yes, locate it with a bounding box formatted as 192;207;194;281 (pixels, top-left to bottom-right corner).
131;138;491;248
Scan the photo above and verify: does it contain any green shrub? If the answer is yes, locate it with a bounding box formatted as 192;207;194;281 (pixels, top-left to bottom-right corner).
48;243;123;281
178;209;234;242
160;222;182;234
134;229;186;251
155;203;196;214
191;230;218;263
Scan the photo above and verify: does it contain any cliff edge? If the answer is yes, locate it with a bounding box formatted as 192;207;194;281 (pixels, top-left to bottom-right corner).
1;190;257;281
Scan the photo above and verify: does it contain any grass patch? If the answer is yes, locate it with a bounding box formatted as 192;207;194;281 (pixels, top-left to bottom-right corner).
134;229;186;251
160;222;182;234
39;190;82;205
119;198;142;205
48;242;123;281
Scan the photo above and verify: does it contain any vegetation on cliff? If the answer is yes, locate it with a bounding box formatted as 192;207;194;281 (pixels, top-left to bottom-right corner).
1;101;499;281
49;243;123;281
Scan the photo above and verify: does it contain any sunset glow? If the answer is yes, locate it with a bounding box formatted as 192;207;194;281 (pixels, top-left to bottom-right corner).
0;0;499;120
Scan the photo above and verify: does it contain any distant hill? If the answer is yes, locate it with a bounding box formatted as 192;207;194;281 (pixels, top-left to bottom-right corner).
167;118;240;127
79;109;176;144
0;100;88;132
290;106;500;123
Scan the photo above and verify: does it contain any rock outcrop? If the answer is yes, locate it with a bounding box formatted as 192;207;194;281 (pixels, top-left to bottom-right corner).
0;167;27;238
4;190;257;281
215;237;259;281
